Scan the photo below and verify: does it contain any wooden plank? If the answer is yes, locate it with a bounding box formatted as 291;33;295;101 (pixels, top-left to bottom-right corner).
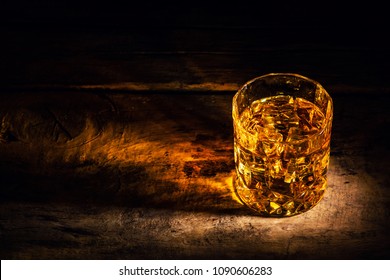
0;91;389;259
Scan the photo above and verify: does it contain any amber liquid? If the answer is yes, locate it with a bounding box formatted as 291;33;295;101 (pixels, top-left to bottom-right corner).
233;95;331;216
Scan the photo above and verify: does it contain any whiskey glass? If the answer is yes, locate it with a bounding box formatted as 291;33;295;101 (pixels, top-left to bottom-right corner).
233;73;333;217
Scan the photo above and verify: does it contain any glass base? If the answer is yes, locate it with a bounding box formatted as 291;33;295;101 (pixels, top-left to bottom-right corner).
233;174;326;217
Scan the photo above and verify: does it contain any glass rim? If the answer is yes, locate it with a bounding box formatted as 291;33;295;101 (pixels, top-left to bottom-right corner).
235;72;331;99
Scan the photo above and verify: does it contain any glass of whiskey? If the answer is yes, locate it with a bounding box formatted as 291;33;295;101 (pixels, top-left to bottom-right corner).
232;73;333;217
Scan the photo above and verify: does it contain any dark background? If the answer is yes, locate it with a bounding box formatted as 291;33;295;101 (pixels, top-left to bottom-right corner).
1;1;388;91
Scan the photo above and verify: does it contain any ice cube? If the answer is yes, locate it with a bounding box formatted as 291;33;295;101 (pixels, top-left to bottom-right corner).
261;128;283;157
282;200;295;210
238;166;252;188
286;127;308;143
269;201;282;215
284;171;296;183
268;159;284;178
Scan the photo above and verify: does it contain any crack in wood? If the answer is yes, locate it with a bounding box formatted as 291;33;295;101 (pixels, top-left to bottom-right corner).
46;109;73;141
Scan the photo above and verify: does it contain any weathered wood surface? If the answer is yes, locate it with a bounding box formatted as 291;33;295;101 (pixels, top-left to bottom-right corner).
0;91;389;259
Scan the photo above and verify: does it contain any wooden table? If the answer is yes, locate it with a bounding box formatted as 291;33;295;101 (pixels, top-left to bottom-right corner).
0;1;389;259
